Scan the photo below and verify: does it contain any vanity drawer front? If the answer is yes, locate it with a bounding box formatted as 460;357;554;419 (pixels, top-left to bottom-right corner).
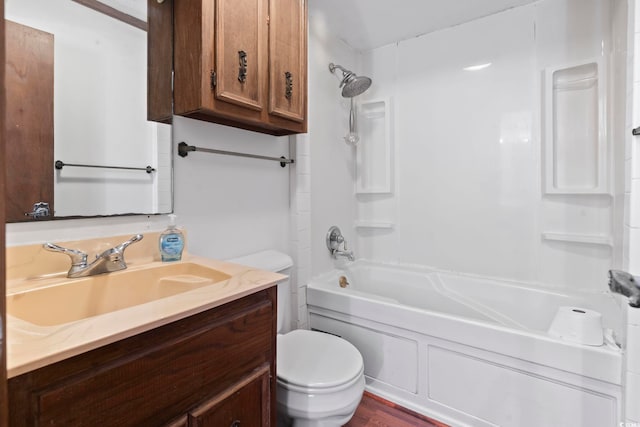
8;289;276;427
189;364;271;427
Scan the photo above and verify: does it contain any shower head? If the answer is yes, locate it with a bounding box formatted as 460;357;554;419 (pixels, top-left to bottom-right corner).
329;63;372;97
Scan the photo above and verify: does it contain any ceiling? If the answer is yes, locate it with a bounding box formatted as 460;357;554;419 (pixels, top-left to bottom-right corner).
98;1;539;50
308;0;539;51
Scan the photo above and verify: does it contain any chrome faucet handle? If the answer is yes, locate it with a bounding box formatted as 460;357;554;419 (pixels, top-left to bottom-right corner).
326;226;355;261
96;234;144;261
43;243;88;267
113;234;144;253
327;226;345;251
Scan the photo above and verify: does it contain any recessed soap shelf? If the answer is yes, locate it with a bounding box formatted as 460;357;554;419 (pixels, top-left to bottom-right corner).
356;98;393;194
543;60;607;195
541;232;612;246
354;221;394;229
362;111;386;120
552;76;597;91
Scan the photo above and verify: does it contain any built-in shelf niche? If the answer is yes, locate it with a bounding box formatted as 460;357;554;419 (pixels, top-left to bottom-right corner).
543;61;607;195
541;232;612;247
354;221;394;229
355;98;392;194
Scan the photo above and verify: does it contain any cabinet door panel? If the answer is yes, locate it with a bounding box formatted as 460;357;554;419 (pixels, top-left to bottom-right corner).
5;20;54;222
215;0;267;111
189;365;270;427
268;0;306;123
147;0;173;124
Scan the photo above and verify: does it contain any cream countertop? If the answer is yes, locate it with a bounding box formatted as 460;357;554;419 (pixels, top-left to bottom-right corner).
5;233;285;378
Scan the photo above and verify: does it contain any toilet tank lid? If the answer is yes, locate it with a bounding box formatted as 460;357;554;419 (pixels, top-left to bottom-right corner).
227;250;293;273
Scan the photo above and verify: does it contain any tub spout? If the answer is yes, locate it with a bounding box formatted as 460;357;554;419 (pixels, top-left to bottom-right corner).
608;270;640;307
333;248;355;261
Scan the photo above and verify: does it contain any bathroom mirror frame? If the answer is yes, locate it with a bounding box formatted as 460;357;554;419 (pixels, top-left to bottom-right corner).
5;0;173;223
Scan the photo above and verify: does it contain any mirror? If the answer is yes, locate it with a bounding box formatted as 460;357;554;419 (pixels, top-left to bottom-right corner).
5;0;172;222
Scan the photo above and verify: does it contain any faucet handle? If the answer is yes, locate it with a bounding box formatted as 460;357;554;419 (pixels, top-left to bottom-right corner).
43;243;88;267
114;234;144;253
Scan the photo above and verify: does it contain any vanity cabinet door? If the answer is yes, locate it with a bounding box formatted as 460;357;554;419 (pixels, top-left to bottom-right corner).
189;365;271;427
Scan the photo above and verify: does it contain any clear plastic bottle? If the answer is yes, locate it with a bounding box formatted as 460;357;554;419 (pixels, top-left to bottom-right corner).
159;214;184;262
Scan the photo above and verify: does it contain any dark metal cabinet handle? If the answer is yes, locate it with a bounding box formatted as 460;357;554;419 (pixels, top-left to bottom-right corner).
230;420;241;427
285;71;293;99
238;50;247;83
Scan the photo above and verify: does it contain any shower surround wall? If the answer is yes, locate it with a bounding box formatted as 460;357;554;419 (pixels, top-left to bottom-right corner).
352;0;621;293
307;10;361;278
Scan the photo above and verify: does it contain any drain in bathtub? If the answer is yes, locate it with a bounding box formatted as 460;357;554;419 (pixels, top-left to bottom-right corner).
339;276;350;288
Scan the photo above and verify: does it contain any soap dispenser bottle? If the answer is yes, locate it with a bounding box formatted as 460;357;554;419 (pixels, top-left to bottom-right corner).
159;214;184;262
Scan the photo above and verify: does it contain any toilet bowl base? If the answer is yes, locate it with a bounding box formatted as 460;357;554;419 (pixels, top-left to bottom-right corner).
276;374;364;427
277;405;359;427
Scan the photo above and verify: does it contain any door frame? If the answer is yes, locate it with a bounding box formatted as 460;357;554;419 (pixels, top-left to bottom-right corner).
1;0;9;423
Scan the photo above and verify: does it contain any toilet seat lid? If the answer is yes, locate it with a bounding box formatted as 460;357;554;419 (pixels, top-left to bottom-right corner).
277;329;363;389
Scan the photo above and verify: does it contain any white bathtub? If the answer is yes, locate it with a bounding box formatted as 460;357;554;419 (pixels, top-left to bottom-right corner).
306;260;623;427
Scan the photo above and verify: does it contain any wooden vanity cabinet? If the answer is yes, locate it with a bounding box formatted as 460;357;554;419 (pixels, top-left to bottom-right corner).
8;288;277;427
172;0;307;136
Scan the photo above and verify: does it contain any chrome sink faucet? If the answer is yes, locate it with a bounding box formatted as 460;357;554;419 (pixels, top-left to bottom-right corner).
326;226;355;261
44;234;144;278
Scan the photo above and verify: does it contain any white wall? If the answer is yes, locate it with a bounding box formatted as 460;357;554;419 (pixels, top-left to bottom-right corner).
7;117;291;257
172;117;291;260
348;0;618;292
5;215;168;247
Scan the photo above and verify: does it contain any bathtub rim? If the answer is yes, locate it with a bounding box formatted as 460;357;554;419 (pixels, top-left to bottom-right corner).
310;259;624;336
307;262;623;386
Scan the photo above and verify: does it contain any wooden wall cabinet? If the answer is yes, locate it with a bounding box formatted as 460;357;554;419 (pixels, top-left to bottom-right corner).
170;0;307;136
8;288;276;426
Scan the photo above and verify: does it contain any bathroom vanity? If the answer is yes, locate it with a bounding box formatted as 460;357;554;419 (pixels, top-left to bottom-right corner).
8;289;276;426
5;235;282;426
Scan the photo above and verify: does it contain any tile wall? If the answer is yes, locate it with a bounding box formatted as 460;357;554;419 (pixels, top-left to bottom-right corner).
289;134;312;330
626;1;640;423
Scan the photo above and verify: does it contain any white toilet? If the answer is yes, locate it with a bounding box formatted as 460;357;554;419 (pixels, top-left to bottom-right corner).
229;250;365;427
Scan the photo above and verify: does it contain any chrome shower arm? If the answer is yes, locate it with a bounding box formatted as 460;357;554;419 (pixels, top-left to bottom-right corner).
329;63;348;74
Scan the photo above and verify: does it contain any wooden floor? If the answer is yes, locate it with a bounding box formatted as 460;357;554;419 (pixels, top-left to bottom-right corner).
345;392;449;427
